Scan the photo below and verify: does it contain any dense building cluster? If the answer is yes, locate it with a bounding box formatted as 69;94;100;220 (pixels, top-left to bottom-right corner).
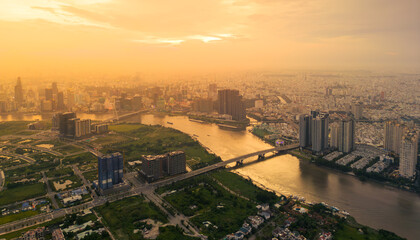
299;111;331;154
52;112;108;138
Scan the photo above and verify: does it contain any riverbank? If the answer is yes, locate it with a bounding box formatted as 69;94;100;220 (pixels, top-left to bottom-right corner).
157;169;405;240
188;114;249;130
248;125;419;194
119;113;420;239
287;149;420;194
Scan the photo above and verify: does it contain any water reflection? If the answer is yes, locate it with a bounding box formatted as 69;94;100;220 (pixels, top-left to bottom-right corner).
132;114;419;240
4;113;420;239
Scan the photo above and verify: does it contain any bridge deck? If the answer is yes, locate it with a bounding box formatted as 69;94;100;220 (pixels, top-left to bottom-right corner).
152;143;299;187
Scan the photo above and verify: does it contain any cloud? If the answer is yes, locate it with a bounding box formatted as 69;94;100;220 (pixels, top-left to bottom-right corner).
0;0;418;74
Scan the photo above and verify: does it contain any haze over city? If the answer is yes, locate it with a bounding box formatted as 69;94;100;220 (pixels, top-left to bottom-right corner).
0;0;419;79
0;1;419;240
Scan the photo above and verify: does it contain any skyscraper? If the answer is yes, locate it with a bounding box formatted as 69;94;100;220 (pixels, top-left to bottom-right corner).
311;113;329;153
399;130;418;178
67;90;75;110
209;84;218;100
165;151;186;176
217;89;246;121
57;112;76;137
71;118;91;138
14;77;23;107
299;114;312;148
330;122;340;149
332;118;355;153
57;92;65;110
52;82;58;96
141;154;165;182
351;103;363;120
45;88;53;101
98;152;124;190
384;121;404;154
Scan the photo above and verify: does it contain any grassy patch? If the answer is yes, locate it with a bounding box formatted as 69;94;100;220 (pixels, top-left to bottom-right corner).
31;152;58;162
103;123;219;169
54;145;84;155
0;183;46;206
0;217;64;240
95;196;168;240
5;160;59;181
15;130;38;136
252;128;272;139
46;167;74;178
211;171;278;203
162;174;257;239
109;124;145;132
92;134;130;145
334;219;404;240
0;210;39;225
82;170;97;182
156;226;199;240
62;152;96;165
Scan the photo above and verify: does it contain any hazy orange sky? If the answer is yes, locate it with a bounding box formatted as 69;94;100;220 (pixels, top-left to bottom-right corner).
0;0;419;78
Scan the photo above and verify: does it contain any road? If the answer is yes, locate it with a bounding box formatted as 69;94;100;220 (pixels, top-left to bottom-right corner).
149;143;299;188
42;171;59;209
0;144;298;237
72;164;98;199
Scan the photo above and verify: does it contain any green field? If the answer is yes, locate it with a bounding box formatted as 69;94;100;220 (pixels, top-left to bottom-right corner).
0;210;39;225
252;127;272;139
103;123;220;169
46;166;74;178
31;152;58;162
109;124;145;132
0;121;43;137
211;171;278;203
54;145;84;155
162;174;257;239
95;196;168;240
91;134;130;146
0;183;46;206
62;152;96;165
156;226;199;240
82;170;97;182
0;217;64;240
5;159;59;181
334;221;404;240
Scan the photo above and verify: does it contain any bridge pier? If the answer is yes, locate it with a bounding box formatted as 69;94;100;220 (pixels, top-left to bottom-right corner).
235;159;244;166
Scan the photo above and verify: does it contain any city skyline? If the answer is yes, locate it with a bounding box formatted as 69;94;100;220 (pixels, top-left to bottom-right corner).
0;1;419;240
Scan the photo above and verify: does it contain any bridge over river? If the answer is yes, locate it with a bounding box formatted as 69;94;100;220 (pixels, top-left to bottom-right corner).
150;143;300;187
0;143;299;235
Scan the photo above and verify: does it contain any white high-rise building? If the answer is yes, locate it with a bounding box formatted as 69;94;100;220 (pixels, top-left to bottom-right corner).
399;131;418;178
351;103;363;120
330;122;340;149
330;118;355;153
299;114;312;148
311;113;329;153
384;121;404;154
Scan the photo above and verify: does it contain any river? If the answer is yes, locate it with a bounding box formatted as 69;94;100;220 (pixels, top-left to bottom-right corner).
3;113;420;239
130;114;419;240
